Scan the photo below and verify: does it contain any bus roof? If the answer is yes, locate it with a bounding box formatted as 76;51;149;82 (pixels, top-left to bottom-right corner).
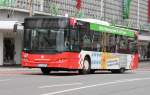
24;16;68;20
77;18;110;26
77;18;135;37
24;16;135;37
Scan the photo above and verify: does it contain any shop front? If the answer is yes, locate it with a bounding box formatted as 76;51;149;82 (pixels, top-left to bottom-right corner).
0;21;23;66
138;35;150;61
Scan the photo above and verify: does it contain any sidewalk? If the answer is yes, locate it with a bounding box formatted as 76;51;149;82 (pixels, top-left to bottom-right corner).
0;64;39;71
0;64;22;68
138;61;150;70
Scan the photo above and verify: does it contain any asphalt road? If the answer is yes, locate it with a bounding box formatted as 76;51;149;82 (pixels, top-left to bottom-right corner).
0;62;150;95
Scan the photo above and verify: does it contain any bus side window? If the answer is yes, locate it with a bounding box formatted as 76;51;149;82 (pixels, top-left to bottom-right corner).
82;34;91;50
91;31;101;52
129;39;138;54
79;22;92;51
108;34;116;53
70;29;80;51
117;35;130;54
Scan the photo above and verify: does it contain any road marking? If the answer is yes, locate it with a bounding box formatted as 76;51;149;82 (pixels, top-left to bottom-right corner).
39;83;83;89
0;79;12;82
41;77;150;95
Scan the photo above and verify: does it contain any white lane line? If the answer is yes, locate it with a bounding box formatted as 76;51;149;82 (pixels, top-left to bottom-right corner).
39;83;83;89
0;79;12;82
41;78;150;95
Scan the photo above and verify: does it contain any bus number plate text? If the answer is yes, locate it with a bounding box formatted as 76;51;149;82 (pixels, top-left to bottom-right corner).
38;64;47;67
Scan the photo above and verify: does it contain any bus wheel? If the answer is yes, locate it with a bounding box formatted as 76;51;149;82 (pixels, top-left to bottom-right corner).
90;70;95;74
79;58;90;74
111;70;119;73
111;68;125;74
119;68;125;73
41;68;51;75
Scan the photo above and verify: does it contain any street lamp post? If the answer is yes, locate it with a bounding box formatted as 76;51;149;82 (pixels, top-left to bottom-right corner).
100;0;104;20
137;0;140;29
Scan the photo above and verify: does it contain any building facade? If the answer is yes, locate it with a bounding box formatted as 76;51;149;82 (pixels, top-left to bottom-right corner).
0;0;150;65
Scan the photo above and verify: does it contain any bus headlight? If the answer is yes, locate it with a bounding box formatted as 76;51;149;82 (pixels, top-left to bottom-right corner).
24;53;28;58
23;53;28;60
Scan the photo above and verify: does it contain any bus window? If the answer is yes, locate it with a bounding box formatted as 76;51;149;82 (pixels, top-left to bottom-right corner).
78;21;92;51
117;35;130;54
108;34;116;53
70;29;80;52
83;35;91;49
92;31;102;52
128;38;138;54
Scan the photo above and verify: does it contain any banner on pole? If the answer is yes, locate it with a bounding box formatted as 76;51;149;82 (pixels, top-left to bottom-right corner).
148;0;150;22
122;0;132;19
76;0;81;10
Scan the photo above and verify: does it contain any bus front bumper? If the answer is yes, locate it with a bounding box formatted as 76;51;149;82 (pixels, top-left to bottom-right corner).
21;59;80;70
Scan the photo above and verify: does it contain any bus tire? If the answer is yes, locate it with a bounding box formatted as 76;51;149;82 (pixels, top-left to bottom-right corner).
79;57;90;74
111;68;125;74
119;68;125;73
90;70;95;74
111;70;119;73
41;68;51;75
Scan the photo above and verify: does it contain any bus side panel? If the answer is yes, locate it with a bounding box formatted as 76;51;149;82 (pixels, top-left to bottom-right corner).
100;52;120;70
99;53;137;70
97;52;138;70
90;52;102;69
80;51;121;70
80;51;135;70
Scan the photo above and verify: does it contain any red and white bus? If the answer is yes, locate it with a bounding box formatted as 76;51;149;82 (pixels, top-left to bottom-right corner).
22;16;139;74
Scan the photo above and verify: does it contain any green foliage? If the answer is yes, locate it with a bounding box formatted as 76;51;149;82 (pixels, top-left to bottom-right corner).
74;10;84;18
0;0;15;7
49;3;59;16
111;20;116;26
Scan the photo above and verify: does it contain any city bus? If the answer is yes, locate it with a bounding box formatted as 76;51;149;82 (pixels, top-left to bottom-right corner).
22;16;139;74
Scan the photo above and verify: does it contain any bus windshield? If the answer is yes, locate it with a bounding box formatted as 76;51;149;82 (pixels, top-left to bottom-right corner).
24;29;66;53
23;17;70;53
23;17;80;53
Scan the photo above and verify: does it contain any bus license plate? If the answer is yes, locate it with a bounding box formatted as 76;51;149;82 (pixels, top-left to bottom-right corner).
38;64;47;67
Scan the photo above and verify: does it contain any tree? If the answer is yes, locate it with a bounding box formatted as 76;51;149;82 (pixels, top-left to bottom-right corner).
74;10;84;18
49;3;59;16
0;0;15;7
